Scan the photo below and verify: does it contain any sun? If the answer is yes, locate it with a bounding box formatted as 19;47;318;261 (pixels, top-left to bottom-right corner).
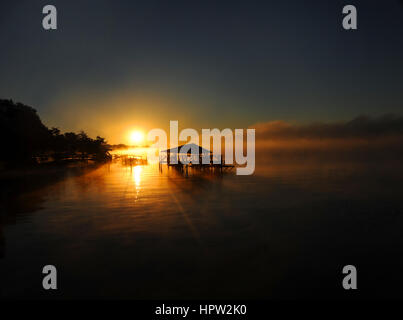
129;130;144;145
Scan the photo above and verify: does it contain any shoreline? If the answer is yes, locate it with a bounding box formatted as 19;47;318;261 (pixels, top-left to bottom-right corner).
0;160;106;180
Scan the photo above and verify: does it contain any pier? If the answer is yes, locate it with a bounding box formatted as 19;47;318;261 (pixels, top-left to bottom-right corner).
114;154;148;166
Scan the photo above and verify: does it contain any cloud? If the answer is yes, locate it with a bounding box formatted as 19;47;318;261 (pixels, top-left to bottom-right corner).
251;115;403;164
254;114;403;141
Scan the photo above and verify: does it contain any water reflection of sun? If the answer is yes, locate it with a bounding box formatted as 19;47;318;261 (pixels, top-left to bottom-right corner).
133;165;142;188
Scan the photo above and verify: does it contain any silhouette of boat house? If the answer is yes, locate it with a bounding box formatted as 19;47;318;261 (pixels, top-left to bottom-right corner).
160;143;211;165
159;143;234;171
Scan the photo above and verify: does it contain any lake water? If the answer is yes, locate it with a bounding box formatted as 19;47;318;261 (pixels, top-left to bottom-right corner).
1;151;403;299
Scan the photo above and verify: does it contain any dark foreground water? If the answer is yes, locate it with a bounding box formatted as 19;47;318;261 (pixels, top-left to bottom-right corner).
1;155;403;299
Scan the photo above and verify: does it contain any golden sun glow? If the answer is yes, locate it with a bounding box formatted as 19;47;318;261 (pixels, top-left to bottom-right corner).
129;130;144;145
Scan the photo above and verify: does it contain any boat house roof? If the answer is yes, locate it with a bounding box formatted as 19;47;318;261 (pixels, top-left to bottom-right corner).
161;143;211;154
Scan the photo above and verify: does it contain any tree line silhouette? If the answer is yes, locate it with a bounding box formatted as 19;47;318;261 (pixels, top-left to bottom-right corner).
0;99;111;166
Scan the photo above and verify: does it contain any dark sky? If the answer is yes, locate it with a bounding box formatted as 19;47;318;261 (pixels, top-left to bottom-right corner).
1;0;403;142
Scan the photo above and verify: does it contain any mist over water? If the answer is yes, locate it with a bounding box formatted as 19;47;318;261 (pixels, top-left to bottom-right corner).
1;148;403;299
